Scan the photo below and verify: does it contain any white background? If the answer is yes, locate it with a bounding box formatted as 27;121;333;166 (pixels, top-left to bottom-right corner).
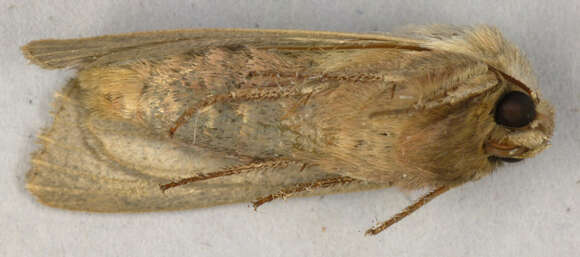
1;1;579;256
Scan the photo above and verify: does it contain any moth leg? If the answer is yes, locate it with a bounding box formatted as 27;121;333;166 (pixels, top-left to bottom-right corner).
365;186;450;236
280;92;313;120
160;159;293;191
252;176;358;210
170;94;225;136
169;85;326;136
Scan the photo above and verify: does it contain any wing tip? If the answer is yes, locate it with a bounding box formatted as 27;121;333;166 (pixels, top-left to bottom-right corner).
21;41;64;69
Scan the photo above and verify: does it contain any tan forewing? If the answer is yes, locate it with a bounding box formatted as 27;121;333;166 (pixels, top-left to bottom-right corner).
24;26;518;212
22;28;427;70
27;80;386;212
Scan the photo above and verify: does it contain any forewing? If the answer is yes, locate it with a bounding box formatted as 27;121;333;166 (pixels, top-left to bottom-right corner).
22;28;426;70
24;26;512;211
27;80;385;212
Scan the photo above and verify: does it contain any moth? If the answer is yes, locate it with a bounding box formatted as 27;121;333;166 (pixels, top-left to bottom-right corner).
23;25;554;235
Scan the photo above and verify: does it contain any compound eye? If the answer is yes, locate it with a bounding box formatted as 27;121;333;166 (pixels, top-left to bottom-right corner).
494;91;536;128
488;156;524;163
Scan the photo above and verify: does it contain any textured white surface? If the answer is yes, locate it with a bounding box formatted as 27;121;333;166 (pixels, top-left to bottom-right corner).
1;1;579;256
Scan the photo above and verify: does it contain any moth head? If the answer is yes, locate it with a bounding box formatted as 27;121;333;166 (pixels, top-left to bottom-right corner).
485;71;554;163
414;25;555;163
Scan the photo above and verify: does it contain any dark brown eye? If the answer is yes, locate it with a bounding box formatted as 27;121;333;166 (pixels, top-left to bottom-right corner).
494;91;535;128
